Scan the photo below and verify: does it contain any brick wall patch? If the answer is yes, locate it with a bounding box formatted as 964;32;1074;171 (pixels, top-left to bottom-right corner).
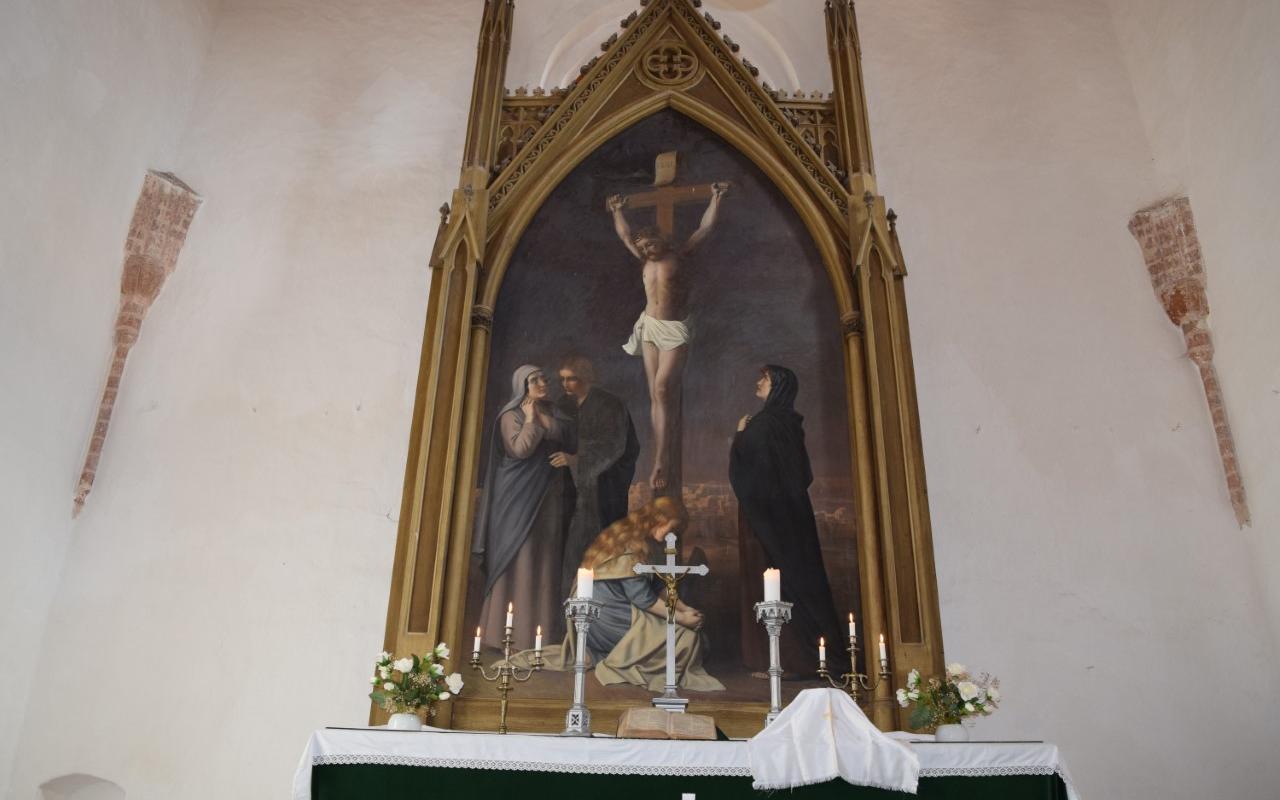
1128;196;1250;528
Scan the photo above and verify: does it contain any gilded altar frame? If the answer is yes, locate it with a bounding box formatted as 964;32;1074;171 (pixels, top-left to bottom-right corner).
381;0;944;736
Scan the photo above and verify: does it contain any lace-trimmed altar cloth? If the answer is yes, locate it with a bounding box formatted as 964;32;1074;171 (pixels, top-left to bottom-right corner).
293;721;1080;800
747;688;920;793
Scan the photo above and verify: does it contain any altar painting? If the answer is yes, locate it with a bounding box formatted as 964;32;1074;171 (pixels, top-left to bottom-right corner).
465;110;860;702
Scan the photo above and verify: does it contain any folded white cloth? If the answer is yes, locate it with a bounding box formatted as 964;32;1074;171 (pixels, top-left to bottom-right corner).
747;688;920;793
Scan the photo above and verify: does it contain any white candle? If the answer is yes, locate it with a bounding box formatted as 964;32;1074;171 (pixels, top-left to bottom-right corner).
818;636;826;665
763;568;781;603
848;612;856;639
473;626;481;656
878;633;888;664
535;625;543;652
505;602;514;629
576;567;594;600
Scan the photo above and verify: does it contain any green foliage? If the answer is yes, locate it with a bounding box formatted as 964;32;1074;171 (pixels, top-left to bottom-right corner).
897;665;1000;731
367;644;462;716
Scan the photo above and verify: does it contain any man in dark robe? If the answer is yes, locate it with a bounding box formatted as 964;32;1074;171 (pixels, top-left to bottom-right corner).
730;364;851;676
552;355;641;599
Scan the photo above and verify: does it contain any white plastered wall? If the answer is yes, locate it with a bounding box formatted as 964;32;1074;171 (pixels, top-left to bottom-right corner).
0;0;217;791
1105;0;1280;649
3;1;1278;799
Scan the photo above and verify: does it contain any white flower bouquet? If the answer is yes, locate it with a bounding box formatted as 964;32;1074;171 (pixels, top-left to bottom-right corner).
368;643;464;717
896;662;1000;730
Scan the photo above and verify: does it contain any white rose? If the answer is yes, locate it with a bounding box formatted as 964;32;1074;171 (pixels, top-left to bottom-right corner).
964;702;975;713
383;682;395;691
987;687;1001;702
438;692;451;701
907;669;920;689
369;676;378;685
896;688;909;707
435;642;450;659
946;662;967;678
957;681;980;701
378;666;391;679
430;663;444;677
393;657;415;674
445;672;465;694
378;651;391;663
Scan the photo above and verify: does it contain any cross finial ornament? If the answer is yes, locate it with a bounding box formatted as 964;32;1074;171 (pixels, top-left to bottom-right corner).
633;532;709;712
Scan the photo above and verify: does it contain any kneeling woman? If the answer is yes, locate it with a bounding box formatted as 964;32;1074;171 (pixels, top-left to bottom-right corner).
530;498;724;693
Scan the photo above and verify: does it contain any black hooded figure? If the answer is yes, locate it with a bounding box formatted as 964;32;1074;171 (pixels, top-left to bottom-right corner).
730;364;851;676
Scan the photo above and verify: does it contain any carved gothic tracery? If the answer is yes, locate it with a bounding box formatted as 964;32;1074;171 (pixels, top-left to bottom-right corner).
776;95;843;181
641;41;700;86
494;92;564;177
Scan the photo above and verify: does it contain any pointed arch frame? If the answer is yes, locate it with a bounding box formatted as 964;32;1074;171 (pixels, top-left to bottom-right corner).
382;0;943;736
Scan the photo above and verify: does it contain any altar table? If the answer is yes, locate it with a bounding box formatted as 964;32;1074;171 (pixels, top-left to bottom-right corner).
294;727;1079;800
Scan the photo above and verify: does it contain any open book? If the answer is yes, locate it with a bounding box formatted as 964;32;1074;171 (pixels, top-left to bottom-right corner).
616;707;717;740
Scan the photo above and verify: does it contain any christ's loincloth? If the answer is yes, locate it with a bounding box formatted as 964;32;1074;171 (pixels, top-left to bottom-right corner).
622;313;691;355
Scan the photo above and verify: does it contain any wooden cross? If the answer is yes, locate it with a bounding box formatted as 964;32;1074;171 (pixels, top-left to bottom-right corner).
622;151;718;237
633;531;709;712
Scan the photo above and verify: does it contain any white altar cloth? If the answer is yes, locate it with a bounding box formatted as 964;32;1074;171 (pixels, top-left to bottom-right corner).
293;726;1079;800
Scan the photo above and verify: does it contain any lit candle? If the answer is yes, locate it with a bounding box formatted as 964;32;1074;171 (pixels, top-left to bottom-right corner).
763;568;781;603
878;633;888;664
535;625;543;652
576;568;595;599
848;612;856;639
818;636;827;666
505;602;514;629
473;627;481;657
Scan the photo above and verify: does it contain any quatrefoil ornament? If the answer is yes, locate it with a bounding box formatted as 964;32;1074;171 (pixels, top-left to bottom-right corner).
640;42;703;88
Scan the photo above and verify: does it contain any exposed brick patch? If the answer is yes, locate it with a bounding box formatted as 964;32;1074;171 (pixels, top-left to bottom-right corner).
1128;196;1250;528
74;172;201;516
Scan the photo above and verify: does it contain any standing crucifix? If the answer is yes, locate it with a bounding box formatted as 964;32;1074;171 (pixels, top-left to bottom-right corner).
633;531;709;712
608;151;729;496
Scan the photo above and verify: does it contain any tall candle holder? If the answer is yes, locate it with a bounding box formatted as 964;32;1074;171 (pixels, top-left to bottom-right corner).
562;596;602;736
817;633;890;706
469;625;542;734
754;600;793;725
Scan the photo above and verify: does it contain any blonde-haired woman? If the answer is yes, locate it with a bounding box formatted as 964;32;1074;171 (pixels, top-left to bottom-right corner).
522;497;724;693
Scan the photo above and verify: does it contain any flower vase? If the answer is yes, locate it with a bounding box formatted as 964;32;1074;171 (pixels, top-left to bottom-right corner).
387;712;423;731
935;723;969;742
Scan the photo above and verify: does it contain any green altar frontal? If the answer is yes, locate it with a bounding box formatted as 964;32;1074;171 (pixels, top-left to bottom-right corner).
312;763;1069;799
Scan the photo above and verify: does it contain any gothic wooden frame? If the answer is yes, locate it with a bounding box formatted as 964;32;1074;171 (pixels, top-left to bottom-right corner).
382;0;943;736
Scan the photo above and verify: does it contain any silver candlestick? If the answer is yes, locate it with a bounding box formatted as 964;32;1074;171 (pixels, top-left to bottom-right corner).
754;600;793;725
562;596;602;736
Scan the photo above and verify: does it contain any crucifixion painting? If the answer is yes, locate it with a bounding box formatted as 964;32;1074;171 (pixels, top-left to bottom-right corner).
468;109;859;703
608;151;728;495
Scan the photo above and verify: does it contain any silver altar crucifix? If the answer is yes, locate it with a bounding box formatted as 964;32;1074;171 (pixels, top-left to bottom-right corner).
632;532;709;712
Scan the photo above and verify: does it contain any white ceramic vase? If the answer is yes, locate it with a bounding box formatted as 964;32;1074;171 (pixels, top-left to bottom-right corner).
387;713;423;731
935;723;969;742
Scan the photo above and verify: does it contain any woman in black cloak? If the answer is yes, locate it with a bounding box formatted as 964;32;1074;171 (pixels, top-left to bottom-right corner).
730;365;851;676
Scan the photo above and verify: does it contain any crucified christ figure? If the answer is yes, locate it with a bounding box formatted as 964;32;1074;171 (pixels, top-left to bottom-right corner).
607;181;728;491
